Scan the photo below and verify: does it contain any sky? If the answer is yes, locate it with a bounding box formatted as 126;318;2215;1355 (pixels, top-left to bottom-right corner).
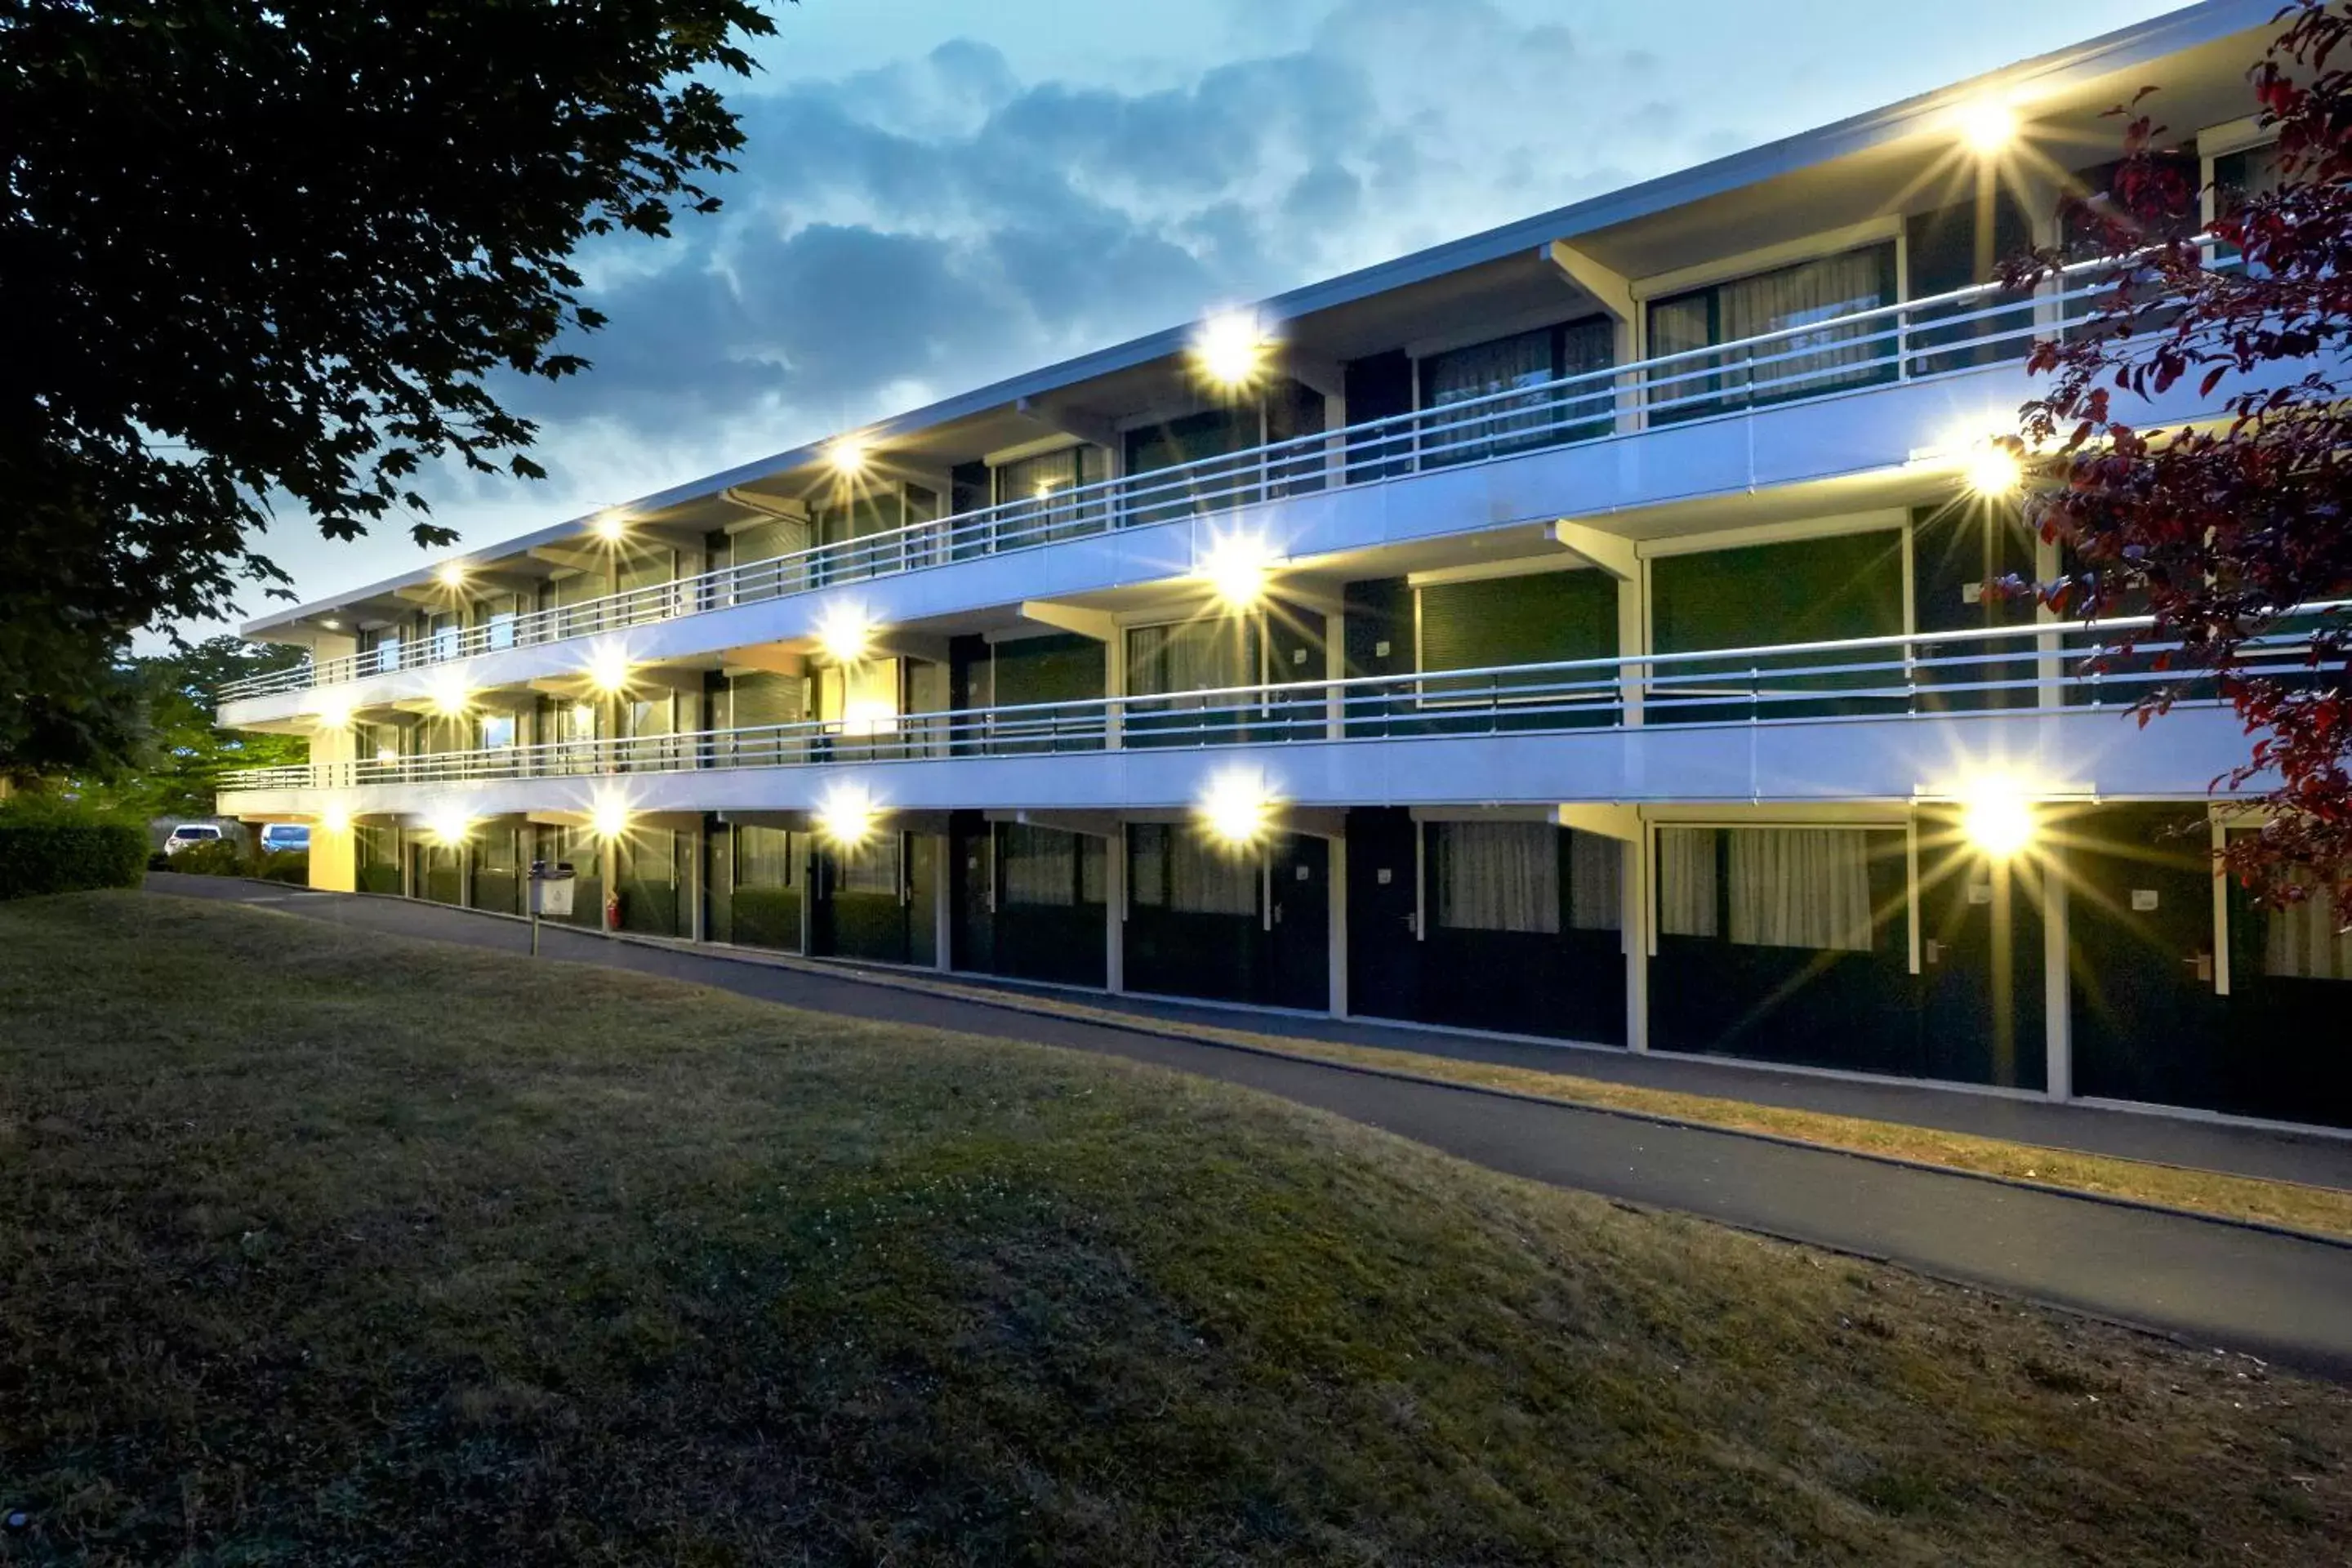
212;0;2193;638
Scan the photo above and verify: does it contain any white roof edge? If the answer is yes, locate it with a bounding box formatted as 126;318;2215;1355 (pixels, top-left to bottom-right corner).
243;0;2274;638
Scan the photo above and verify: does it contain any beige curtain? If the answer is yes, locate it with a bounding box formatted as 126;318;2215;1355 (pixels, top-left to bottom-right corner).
1658;827;1719;938
1726;828;1873;952
1568;831;1624;932
1435;822;1559;933
2265;877;2352;980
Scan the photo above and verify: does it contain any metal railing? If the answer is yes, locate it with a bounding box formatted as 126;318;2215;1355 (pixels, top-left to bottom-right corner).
216;605;2341;795
219;252;2158;706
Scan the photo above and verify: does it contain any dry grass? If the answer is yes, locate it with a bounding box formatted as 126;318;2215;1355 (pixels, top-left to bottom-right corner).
0;890;2345;1566
746;960;2352;1241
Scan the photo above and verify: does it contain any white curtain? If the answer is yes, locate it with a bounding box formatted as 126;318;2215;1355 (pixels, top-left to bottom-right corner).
1127;620;1253;697
1658;827;1719;938
1423;327;1552;459
1130;825;1256;915
1436;822;1559;933
1718;247;1889;397
836;834;902;897
735;826;796;890
1726;828;1873;952
2265;877;2352;980
1000;824;1076;907
1568;831;1624;932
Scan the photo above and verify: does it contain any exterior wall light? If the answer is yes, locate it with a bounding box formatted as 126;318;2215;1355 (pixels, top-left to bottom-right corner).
814;602;877;666
1197;768;1279;849
1961;777;2036;858
814;783;880;849
1192;310;1274;391
1963;440;2025;498
1200;530;1280;612
585;643;632;696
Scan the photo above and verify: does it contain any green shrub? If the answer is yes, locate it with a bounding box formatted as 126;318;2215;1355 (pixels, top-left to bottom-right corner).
166;839;248;877
0;824;150;900
257;849;310;884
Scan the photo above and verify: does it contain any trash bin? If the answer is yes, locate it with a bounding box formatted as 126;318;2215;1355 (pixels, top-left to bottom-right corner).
528;860;577;918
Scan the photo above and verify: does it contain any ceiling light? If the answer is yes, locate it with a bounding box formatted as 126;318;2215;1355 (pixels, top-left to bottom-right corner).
434;561;468;590
1961;777;2037;858
1200;530;1281;612
1957;96;2018;158
310;692;355;731
587;793;632;842
1963;440;2025;498
814;602;877;666
1198;768;1278;849
425;805;472;846
1192;310;1274;390
584;643;632;696
814;783;879;849
319;803;351;835
828;436;869;477
591;511;628;543
426;672;471;719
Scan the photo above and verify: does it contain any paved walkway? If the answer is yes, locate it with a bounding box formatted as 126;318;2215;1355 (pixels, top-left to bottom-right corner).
151;877;2352;1379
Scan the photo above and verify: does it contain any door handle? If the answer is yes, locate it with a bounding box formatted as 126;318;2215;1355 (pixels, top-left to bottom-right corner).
2182;951;2214;984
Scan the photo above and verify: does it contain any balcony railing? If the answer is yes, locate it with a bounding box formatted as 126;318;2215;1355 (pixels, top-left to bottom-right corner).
216;606;2340;796
217;253;2170;708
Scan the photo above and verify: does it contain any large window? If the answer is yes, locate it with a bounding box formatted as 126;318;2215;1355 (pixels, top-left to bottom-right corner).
1125;618;1257;697
997;824;1107;909
736;825;799;889
2264;878;2352;981
1434;822;1557;933
996;445;1105;543
1419;318;1612;466
1417;568;1618;710
1123;407;1259;527
1646;243;1897;422
1129;825;1257;916
835;835;903;898
1659;826;1878;952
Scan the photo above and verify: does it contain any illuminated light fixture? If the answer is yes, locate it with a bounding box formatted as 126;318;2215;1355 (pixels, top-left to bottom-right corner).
814;783;880;849
426;671;471;719
319;803;352;835
310;691;355;731
1961;777;2037;858
827;435;869;477
1199;530;1281;612
424;805;473;847
814;601;878;666
1192;309;1274;390
591;511;629;543
1962;439;2025;499
1197;768;1279;849
1956;96;2019;158
320;617;343;630
587;792;632;842
584;642;632;696
434;560;469;590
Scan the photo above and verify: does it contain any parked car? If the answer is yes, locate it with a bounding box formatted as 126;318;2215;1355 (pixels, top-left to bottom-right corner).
163;823;225;856
259;823;311;854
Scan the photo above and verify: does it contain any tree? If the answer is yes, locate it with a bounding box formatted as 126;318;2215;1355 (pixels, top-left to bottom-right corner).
2000;0;2352;911
122;638;312;821
0;0;777;774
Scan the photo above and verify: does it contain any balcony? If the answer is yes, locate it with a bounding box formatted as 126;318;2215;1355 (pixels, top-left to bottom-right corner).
220;255;2180;715
216;608;2332;817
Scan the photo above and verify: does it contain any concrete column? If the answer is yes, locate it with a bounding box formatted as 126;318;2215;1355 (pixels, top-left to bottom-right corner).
1623;827;1650;1052
306;725;359;892
685;825;706;943
1105;829;1127;994
1326;836;1349;1018
933;839;953;973
2042;862;2072;1099
1323;610;1347;739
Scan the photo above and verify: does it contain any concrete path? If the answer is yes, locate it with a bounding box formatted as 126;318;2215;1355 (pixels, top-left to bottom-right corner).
149;877;2352;1379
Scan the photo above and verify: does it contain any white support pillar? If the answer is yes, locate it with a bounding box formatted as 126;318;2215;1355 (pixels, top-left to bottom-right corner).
933;840;953;973
1323;610;1347;739
1326;840;1349;1019
2042;865;2072;1099
685;825;706;944
1624;826;1651;1052
1105;830;1127;994
1543;240;1641;434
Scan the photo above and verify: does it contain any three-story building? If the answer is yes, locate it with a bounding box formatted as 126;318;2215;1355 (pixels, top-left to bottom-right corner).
216;0;2352;1132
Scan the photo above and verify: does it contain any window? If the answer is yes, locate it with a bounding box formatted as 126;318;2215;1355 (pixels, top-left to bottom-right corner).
1123;406;1260;527
1129;824;1257;916
1434;822;1558;933
1658;826;1877;952
835;834;903;897
479;714;516;750
1646;243;1897;422
2216;143;2286;218
369;631;402;674
735;826;798;890
2264;875;2352;981
1416;569;1618;706
1125;618;1257;697
1418;319;1612;467
428;612;461;662
1000;824;1078;907
1569;831;1623;932
996;445;1104;543
487;609;517;651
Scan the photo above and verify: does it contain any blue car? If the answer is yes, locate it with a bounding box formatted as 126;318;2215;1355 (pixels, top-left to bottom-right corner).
260;823;311;854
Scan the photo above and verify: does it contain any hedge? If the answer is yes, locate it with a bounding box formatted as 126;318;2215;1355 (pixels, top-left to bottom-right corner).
0;825;150;900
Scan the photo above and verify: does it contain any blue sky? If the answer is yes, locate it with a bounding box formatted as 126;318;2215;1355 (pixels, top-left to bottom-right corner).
225;0;2191;634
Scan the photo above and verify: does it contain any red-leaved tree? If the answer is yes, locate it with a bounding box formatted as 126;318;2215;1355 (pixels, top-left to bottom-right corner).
2001;0;2352;913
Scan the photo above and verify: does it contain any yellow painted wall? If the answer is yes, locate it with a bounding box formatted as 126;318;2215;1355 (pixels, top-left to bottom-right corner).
306;726;357;892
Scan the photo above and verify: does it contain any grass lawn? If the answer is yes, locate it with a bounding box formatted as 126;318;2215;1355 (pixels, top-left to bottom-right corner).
0;893;2345;1565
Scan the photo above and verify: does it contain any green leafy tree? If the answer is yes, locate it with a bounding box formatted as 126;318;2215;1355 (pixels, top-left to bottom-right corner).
127;638;312;821
0;0;777;774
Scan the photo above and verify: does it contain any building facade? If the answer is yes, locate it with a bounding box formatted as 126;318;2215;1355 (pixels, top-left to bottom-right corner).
216;0;2352;1132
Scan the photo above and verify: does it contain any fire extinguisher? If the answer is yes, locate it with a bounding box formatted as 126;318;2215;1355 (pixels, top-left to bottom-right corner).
604;889;621;931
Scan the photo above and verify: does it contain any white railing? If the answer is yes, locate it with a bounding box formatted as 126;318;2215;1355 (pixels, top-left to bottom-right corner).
216;606;2341;796
217;256;2144;707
